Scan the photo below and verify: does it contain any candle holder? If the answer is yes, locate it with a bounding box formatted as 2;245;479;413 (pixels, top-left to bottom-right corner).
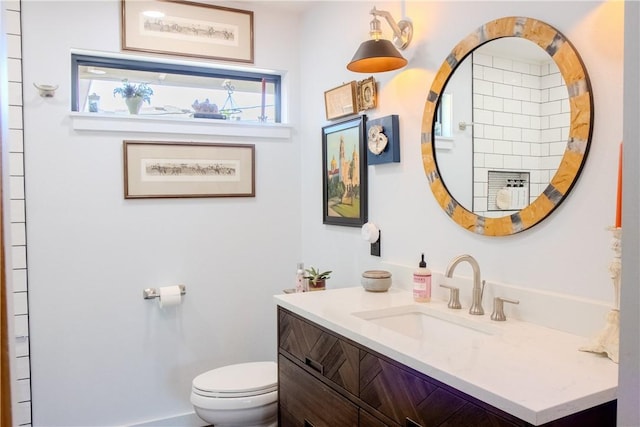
579;226;621;363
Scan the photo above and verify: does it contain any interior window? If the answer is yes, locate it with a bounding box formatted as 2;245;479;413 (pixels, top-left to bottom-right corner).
72;54;281;123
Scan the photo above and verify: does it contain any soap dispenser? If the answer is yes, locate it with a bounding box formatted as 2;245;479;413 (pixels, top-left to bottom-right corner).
413;254;432;302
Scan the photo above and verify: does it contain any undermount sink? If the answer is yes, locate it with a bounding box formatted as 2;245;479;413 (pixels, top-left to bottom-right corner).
352;304;498;341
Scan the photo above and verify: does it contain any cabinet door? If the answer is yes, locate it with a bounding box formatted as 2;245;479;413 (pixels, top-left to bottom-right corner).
360;352;519;427
279;308;359;395
360;409;399;427
279;354;358;427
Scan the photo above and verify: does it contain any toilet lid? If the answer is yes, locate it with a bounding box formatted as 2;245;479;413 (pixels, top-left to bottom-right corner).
193;361;277;397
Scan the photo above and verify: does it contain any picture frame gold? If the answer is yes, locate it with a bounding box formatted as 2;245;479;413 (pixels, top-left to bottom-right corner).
324;81;358;121
357;76;377;111
121;0;254;63
124;141;255;199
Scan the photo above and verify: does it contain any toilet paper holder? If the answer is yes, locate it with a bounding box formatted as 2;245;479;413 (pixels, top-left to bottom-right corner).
143;285;186;300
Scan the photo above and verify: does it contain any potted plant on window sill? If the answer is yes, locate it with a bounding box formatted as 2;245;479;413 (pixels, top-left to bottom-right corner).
304;267;332;291
113;79;154;115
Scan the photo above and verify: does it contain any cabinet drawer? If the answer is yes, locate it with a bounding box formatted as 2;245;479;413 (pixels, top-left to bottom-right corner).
360;352;519;427
279;354;358;427
279;308;359;395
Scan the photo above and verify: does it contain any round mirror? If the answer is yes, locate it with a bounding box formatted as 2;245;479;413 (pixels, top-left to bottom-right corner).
421;17;593;236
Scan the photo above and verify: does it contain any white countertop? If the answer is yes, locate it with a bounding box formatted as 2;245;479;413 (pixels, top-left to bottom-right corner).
274;287;618;426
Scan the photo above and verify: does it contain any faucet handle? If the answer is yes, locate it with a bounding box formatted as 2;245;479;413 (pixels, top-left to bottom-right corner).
491;297;520;321
439;284;462;309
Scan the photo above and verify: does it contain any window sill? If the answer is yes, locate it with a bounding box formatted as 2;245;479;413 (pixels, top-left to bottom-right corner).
70;112;292;140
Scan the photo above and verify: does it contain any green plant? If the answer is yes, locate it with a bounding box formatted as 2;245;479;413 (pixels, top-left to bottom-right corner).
113;79;154;103
304;267;332;285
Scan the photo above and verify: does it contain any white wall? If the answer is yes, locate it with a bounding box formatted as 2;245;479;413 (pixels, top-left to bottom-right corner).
17;0;631;426
21;1;302;425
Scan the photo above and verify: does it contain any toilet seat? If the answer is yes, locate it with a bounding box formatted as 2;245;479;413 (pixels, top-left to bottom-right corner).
192;361;277;399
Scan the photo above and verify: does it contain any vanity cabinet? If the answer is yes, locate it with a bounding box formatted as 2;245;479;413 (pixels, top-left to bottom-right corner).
277;307;616;427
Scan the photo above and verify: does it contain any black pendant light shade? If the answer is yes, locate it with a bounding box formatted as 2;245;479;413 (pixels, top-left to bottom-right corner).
347;39;408;73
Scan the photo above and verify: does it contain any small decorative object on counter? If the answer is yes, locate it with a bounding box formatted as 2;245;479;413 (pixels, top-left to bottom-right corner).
295;262;305;293
192;98;225;119
413;253;431;302
361;270;392;292
113;79;153;114
304;267;332;292
88;92;100;112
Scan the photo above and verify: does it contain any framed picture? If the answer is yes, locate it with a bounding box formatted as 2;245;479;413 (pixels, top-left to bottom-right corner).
121;0;254;63
357;76;377;111
324;81;358;121
124;141;255;199
366;115;400;165
322;116;368;227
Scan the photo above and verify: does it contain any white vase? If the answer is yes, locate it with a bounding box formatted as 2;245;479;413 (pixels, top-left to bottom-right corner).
125;96;144;114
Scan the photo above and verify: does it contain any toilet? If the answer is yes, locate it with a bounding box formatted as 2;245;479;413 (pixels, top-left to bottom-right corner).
190;361;278;427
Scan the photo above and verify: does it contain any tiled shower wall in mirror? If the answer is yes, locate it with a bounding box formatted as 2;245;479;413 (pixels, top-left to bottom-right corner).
4;0;31;425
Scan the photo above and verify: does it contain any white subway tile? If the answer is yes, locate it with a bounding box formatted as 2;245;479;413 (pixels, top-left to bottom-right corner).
473;52;493;67
530;63;542;76
483;96;503;112
9;129;23;152
14;338;29;357
474;197;488;212
513;142;531;156
522;155;539;170
549;141;566;156
503;99;521;114
474;182;487;197
504;155;523;169
483;66;504;83
484;125;503;140
12;246;26;268
512;60;530;74
484;154;504;168
549;85;568;101
503;70;522;86
473;64;484;79
512;114;531;129
504;126;522;141
476;168;489;182
10;176;24;199
540;116;550;130
10;152;24;175
494;139;512;155
493;83;513;99
522;129;540;143
14;314;28;338
4;1;21;11
562;127;569;141
13;292;28;315
540;144;550;157
7;34;21;58
16;356;30;380
544;155;564;169
530;142;542;156
541;73;561;89
6;10;21;35
540;88;549;103
474;108;493;124
9;105;23;128
10;200;25;223
16;378;31;402
473;93;484;109
521;101;538;116
474;152;485;167
530;116;541;130
474;79;493;96
530;170;542;183
542;127;561;143
9;81;22;106
493;56;513;71
8;58;22;82
474;123;484;138
530;88;541;103
541;100;561;116
494;112;513;127
561;98;570;113
512;86;531;101
14;401;31;425
521;74;541;89
549;112;570;129
13;269;27;292
11;222;25;245
474;138;494;153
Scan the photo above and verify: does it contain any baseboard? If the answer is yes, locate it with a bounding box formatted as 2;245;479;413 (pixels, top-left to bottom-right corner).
126;411;207;427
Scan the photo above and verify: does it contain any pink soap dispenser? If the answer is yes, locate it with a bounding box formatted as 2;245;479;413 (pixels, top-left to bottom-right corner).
413;254;432;302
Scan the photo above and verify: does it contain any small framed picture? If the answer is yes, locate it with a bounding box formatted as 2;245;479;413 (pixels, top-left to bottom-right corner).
324;81;358;121
322;116;368;227
124;141;255;199
358;76;377;111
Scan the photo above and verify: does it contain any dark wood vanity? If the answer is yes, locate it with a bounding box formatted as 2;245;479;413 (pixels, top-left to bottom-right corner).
277;307;616;427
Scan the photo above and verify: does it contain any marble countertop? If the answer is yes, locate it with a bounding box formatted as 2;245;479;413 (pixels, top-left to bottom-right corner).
274;287;618;426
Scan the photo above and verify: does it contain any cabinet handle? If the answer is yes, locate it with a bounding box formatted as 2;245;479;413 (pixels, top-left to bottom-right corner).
305;357;324;375
405;417;423;427
304;419;316;427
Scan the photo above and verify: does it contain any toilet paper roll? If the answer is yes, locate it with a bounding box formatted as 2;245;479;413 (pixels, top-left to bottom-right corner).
158;285;182;308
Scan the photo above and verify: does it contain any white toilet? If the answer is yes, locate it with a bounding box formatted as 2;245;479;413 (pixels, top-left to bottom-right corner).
190;361;278;427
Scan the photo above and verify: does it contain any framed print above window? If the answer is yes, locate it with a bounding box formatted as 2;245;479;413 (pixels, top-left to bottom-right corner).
322;116;368;227
121;0;254;63
124;141;255;199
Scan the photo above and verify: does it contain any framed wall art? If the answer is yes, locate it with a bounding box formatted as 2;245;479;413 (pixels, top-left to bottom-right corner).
367;115;400;165
322;116;368;227
124;141;255;199
357;76;377;111
121;0;254;63
324;81;357;121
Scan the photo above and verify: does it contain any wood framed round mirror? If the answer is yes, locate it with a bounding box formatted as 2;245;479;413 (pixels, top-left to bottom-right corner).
421;17;593;236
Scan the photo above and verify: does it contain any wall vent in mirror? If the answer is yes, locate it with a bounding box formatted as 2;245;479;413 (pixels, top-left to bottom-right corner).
421;16;593;236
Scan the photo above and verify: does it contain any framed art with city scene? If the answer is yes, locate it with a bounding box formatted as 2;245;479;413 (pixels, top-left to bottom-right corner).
124;141;255;199
121;0;254;63
322;116;368;227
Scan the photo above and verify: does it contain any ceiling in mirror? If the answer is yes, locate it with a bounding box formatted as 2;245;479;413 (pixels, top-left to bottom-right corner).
421;17;593;236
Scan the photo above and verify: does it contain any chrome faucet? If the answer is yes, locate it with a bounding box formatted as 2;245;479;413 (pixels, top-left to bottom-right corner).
444;254;485;315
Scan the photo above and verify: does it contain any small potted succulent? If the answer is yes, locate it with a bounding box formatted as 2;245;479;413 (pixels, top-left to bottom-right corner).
113;79;154;114
304;267;332;291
